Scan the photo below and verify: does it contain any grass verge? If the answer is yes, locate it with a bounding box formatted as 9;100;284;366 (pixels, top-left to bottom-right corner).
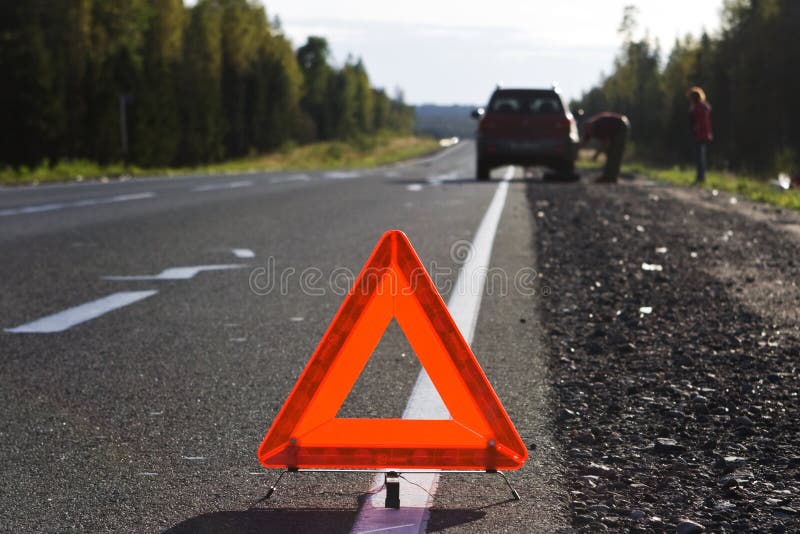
578;153;800;212
624;163;800;211
0;134;440;186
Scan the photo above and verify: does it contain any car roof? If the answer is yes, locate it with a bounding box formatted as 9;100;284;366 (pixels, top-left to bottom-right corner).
492;87;560;95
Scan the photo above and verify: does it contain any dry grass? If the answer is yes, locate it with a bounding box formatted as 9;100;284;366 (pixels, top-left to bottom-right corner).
0;134;440;186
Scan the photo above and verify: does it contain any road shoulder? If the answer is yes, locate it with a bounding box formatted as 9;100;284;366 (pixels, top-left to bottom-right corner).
428;176;571;533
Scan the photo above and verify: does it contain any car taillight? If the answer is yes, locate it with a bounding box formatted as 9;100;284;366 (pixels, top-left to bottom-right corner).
554;118;578;140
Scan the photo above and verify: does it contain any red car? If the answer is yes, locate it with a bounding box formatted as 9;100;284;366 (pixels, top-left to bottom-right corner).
472;87;579;180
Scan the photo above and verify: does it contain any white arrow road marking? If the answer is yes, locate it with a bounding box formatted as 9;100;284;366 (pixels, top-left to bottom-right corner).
5;290;158;334
191;181;253;192
350;166;515;534
231;248;256;259
103;264;246;281
0;192;156;217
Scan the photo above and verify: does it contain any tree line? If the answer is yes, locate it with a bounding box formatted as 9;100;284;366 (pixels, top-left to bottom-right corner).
0;0;414;169
573;1;800;176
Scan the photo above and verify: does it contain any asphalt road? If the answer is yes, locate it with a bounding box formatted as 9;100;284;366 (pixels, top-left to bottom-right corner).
0;142;568;532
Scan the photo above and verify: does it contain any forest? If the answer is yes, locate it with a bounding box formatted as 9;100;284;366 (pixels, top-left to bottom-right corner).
0;0;414;169
573;0;799;176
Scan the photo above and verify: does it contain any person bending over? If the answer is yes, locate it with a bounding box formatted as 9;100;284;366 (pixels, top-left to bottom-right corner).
581;112;630;183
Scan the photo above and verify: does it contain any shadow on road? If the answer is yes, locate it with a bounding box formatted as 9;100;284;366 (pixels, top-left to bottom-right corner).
165;507;488;533
165;509;357;534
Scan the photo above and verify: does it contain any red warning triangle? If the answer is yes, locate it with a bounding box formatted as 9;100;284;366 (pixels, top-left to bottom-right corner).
258;230;527;470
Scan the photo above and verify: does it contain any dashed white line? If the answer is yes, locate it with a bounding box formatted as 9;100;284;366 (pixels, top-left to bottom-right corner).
100;192;155;202
426;171;459;186
324;171;361;180
232;248;256;259
103;264;246;281
269;174;310;184
350;166;515;534
5;290;158;334
0;192;156;217
406;184;423;192
191;180;253;192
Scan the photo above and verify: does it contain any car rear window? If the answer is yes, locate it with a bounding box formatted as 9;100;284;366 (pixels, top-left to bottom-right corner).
488;91;564;114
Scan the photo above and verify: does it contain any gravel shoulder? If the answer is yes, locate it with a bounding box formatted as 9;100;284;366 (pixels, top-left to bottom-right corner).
529;174;800;533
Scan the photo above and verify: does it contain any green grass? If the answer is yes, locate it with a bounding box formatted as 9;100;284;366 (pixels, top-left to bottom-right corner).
577;150;800;211
623;163;800;211
0;133;440;186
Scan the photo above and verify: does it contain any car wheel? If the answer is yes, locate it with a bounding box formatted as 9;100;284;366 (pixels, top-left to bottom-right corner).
477;158;491;180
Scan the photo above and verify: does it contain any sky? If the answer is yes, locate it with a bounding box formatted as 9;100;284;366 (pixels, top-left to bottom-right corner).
199;0;726;105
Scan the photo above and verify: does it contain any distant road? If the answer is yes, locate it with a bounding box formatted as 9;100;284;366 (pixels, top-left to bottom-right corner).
0;141;567;532
415;104;478;140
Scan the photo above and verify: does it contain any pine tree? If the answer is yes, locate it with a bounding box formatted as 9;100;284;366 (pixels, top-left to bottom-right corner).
179;0;225;164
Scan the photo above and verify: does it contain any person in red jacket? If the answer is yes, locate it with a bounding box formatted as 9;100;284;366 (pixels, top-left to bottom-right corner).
581;112;630;183
688;86;713;184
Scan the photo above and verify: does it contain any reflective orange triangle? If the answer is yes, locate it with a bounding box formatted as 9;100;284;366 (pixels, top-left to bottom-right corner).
258;230;527;470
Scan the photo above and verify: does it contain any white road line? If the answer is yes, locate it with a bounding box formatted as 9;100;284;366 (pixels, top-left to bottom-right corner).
191;180;253;192
350;166;515;534
231;248;256;259
324;171;361;180
5;290;158;334
413;142;467;164
358;524;417;534
103;264;246;281
0;192;155;217
426;171;459;186
269;174;310;184
406;184;423;192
